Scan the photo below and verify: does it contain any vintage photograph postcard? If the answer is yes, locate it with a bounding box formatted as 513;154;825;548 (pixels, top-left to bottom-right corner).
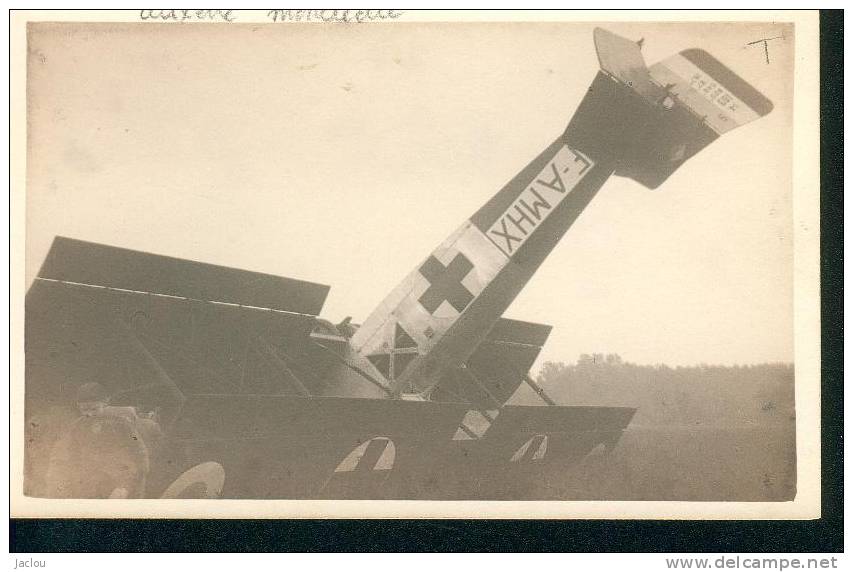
10;9;822;519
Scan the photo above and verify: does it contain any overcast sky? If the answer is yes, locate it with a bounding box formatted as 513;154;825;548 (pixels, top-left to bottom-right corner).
26;21;795;367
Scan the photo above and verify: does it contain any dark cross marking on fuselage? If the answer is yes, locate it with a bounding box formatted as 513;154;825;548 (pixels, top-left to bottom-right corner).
418;253;475;314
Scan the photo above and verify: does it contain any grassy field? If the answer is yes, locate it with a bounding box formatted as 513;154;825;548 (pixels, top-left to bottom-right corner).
509;357;796;501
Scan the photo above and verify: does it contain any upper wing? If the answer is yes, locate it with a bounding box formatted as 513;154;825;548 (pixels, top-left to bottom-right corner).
26;237;332;420
35;236;329;314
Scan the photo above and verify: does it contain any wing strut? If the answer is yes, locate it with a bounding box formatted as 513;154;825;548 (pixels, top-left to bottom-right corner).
523;374;556;406
256;337;312;397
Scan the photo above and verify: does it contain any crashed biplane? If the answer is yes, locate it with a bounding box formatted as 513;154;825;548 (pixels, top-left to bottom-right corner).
24;28;772;499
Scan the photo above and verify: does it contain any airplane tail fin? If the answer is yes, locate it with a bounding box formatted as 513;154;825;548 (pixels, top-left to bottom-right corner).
348;28;774;399
589;28;773;189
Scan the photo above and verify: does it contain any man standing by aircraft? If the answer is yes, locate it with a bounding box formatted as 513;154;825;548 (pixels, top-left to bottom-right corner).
46;382;162;498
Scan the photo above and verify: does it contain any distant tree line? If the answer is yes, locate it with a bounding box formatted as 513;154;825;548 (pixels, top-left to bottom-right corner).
511;354;795;427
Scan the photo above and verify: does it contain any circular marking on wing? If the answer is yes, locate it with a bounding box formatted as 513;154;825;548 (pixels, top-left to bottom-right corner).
510;434;549;463
334;437;396;473
160;461;226;499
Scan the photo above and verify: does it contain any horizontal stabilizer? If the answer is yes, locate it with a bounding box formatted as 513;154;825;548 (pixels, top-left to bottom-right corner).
649;49;773;134
594;27;657;99
581;28;774;189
